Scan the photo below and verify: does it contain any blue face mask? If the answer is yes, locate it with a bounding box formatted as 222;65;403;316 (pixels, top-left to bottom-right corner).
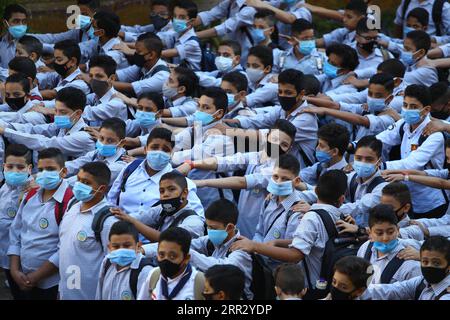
146;150;171;171
4;171;29;187
54;115;73;129
87;26;97;40
107;248;137;267
367;96;386;113
36;170;62;190
284;0;296;6
316;150;332;164
323;60;340;79
401;108;422;125
73;181;96;202
96;141;117;157
226;93;236;107
172;18;188;33
250;28;266;44
403;26;415;37
207;229;229;246
267;178;293;196
193;110;215;125
298;40;316;56
8;24;27;39
135;110;157;127
78;15;92;30
400;51;416;66
353;160;377;178
373;239;399;254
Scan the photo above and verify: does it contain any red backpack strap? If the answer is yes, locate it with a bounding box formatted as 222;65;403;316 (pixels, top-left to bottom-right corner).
54;187;74;226
24;188;39;205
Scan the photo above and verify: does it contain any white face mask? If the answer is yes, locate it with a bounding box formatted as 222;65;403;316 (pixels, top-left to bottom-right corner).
246;68;265;84
215;56;233;72
162;82;178;99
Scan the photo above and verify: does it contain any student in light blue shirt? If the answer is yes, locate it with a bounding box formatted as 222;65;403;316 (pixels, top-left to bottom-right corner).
0;144;33;299
221;71;256;119
161;0;202;71
8;148;72;300
0;4;28;69
429;82;450;121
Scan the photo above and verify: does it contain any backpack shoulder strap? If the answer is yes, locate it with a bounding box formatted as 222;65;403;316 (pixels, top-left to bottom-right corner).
414;278;426;300
55;187;74;226
401;0;412;21
367;176;386;194
380;256;405;284
149;267;161;297
150;64;170;77
24;187;39;205
435;286;450;300
399;122;406;142
349;173;358;203
432;0;446;36
312;209;338;239
129;258;154;299
364;242;374;261
91;206;114;245
118;159;144;204
168;210;197;229
187;36;201;45
206;239;215;256
194;270;205;300
103;259;113;278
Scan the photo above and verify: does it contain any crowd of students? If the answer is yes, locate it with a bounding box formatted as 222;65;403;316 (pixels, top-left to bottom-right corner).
0;0;449;301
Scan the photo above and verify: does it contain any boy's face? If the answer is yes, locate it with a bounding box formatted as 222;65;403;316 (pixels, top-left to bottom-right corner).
173;6;193;26
157;240;189;267
54;49;76;71
77;169;106;196
206;219;233;238
109;234;141;253
166;70;184;93
272;166;300;190
37;158;65;178
380;194;410;221
317;138;338;158
253;18;274;41
79;5;95;18
152;4;170;18
354;146;380;165
198;95;224;119
89;66;114;83
246;55;271;74
332;271;364;299
406;16;426;31
221;80;246;104
293;29;315;42
403;96;431;117
136;98;158;113
4;12;27;27
327;53;344;73
403;37;425;60
268;129;292;154
343;9;364;30
98;127;120;146
55;101;82;122
203;279;226;300
159;178;188;201
420;250;449;272
356;30;379;52
369;221;399;244
4;155;31;175
368;83;391;99
5;82;28;101
145;138;173;155
217;45;240;66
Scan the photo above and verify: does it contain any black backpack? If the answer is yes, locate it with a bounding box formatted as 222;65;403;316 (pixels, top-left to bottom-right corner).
363;242;405;284
102;257;154;299
347;174;386;203
178;36;217;72
303;209;362;300
414;278;450;300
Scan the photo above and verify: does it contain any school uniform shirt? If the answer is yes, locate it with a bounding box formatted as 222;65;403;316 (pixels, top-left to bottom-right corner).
215;151;276;238
53;67;91;95
357;240;421;286
172;28;202;71
7;180;71;289
97;37;130;70
125;118;161;146
416;209;450;238
403;61;439;87
58;198;118;300
33;28;93;45
0;33;16;69
137;264;200;300
290;203;342;289
37;70;60;91
116;58;170;96
196;65;245;88
121;22;174;43
0;100;47;125
65;148;127;186
189;231;253;299
165;96;198;118
394;0;450;39
95;253;153;300
366;274;450;300
440;43;450;57
236;101;318;169
0;180;29;269
300;157;348;188
353;46;391;79
273;47;325;76
1;117;95;158
354;111;397;141
254;191;306;270
83;87;127;127
131;204;205;239
245;73;279;108
224;101;257;119
318;72;358;97
107;161;205;218
341;171;388;226
322;28;356;48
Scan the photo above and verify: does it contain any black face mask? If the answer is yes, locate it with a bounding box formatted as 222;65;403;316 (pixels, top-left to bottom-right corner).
395;205;407;221
359;41;376;53
91;78;110;98
160;196;184;215
53;61;70;77
278;95;298;112
430;111;449;120
330;286;354;300
421;266;448;284
133;52;147;68
158;259;183;279
5;96;27;111
151;15;169;31
266;140;286;158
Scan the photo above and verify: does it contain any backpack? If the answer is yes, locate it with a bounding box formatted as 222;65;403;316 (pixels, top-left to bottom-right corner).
363;242;405;284
347;174;386;203
151;209;199;232
116;158;145;205
179;36;217;72
23;187;74;226
302;209;361;300
103;257;154;299
414;278;450;300
250;253;276;300
401;0;447;36
91;205;115;247
148;267;205;300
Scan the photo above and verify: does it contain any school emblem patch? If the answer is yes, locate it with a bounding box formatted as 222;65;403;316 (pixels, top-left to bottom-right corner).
39;218;49;229
273;230;281;239
6;207;16;218
77;230;88;242
121;291;132;300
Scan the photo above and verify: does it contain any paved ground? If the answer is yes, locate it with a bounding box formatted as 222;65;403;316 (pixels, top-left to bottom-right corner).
0;270;12;300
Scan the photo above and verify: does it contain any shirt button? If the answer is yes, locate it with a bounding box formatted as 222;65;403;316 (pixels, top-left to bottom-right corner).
140;203;143;206
143;189;146;192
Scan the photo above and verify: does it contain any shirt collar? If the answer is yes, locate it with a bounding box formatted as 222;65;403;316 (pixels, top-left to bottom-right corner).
284;100;308;117
358;170;382;186
61;67;82;83
45;179;70;203
328;157;348;170
331;72;352;89
178;28;196;43
405;115;431;135
80;197;109;214
17;99;35;114
101;37;121;52
172;96;188;106
97;147;126;162
65;117;88;135
398;215;410;228
139;160;173;183
142;58;167;75
279;190;304;211
98;86;116;104
428;274;450;296
371;239;404;261
310;203;341;219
